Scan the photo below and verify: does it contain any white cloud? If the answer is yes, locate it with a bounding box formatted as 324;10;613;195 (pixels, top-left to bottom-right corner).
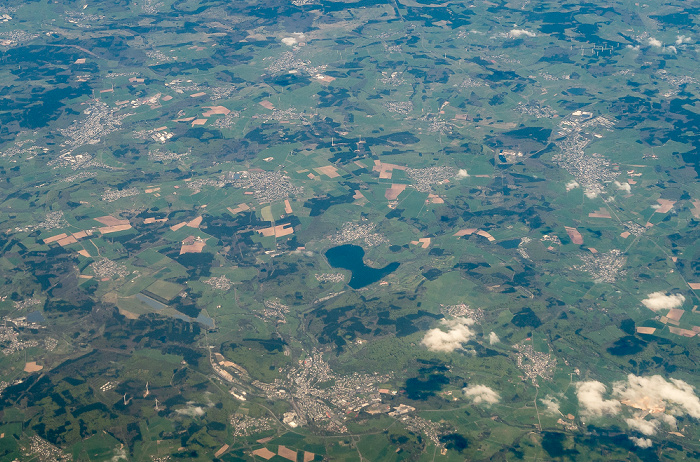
665;45;677;54
626;44;641;51
575;381;621;417
648;37;663;48
421;317;476;352
613;374;700;418
565;180;580;191
281;37;297;46
676;35;691;45
509;29;536;38
640;292;685;311
463;384;501;405
630;436;653;448
540;395;561;415
584;188;598;199
488;331;500;345
175;405;205;417
626;417;659;435
614;181;631;193
456;169;469;178
111;448;128;462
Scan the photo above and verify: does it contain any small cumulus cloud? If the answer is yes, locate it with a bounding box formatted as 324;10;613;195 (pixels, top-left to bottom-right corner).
626;44;641;51
613;374;700;419
630;436;653;448
540;395;561;415
175;405;206;417
665;45;677;54
281;33;305;47
676;35;691;45
648;37;663;48
111;448;129;462
584;188;598;199
509;29;536;38
463;384;501;405
575;381;621;417
456;169;469;179
565;180;580;191
640;292;685;311
626;417;659;436
421;317;476;353
488;331;500;345
614;181;631;193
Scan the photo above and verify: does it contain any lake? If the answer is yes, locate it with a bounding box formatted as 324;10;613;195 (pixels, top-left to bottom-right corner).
324;244;399;289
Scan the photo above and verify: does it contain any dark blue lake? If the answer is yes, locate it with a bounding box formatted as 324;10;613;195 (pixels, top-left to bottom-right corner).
325;244;399;289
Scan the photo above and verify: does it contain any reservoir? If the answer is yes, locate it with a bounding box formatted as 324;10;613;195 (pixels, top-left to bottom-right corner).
325;244;399;289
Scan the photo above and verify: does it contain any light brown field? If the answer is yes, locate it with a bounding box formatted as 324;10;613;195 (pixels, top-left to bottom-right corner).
588;247;597;253
58;235;78;246
669;326;696;337
43;233;68;244
656;198;676;213
99;224;133;234
180;237;207;254
385;184;406;200
252;448;275;460
214;445;229;458
227;203;250;215
170;222;187;231
257;437;274;444
190;92;206;98
72;231;89;239
476;230;495;241
667;309;685;321
278;446;297;462
74;58;86;64
191;118;207;126
284;200;293;214
100;88;113;93
353;190;365;200
307;173;316;179
96;216;130;226
620;231;631;239
689;283;700;290
373;160;406;179
636;326;656;334
202;106;231;117
691;200;700;218
118;308;139;319
259;100;275;110
257;224;294;237
174;117;195;122
588;207;611;218
162;95;173;101
565;226;583;245
145;187;160;193
144;217;168;224
186;216;203;228
314;165;340;178
24;362;43;372
426;193;444;204
78;249;91;257
410;237;431;248
454;228;477;237
315;74;336;83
